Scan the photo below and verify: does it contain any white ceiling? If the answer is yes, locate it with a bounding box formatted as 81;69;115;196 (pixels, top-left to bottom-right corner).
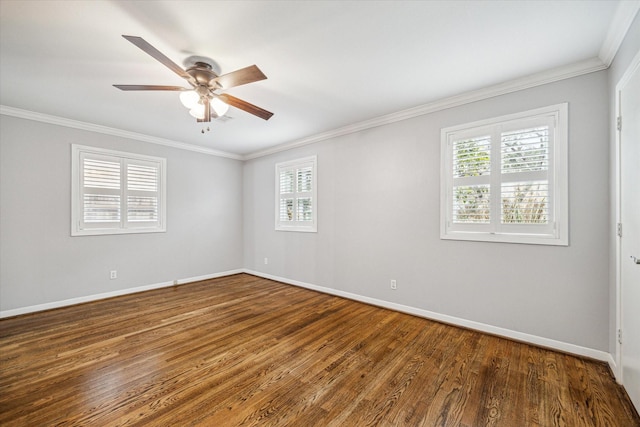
0;1;631;157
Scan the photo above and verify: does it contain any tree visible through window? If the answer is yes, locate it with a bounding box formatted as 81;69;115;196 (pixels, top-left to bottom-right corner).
452;135;491;223
441;104;568;245
500;126;549;224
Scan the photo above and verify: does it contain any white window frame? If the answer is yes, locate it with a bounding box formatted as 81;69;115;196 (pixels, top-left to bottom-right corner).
71;144;166;236
275;156;317;232
440;104;568;245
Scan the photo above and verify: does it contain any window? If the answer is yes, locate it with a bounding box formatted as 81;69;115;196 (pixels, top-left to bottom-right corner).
441;104;568;245
275;156;317;232
72;145;166;236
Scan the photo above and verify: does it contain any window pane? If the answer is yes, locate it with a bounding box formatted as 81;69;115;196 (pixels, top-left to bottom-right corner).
73;145;166;235
280;198;294;221
84;159;120;189
501;181;548;224
297;167;313;192
280;170;294;194
83;194;120;222
501;126;549;173
275;156;317;232
127;196;158;222
297;197;313;221
453;135;491;178
128;163;158;192
453;185;490;223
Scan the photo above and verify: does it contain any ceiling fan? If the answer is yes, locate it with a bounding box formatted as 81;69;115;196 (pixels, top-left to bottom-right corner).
113;35;273;123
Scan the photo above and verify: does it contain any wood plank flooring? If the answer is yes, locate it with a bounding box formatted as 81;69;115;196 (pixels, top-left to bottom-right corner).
1;273;638;426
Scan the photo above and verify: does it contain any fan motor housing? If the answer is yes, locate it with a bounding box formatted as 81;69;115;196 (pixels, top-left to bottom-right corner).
187;62;219;88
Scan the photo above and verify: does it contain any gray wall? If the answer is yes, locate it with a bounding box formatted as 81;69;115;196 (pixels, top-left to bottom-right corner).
244;70;610;352
608;14;640;355
0;115;244;312
3;30;631;355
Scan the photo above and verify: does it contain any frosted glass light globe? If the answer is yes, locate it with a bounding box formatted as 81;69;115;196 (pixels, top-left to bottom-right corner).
211;98;229;117
179;91;199;109
189;103;205;119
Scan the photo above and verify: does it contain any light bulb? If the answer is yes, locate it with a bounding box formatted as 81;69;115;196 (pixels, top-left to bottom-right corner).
189;103;205;119
211;98;229;117
180;91;199;109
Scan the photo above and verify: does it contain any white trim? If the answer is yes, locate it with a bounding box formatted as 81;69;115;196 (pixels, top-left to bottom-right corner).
0;269;243;319
244;58;606;160
599;0;640;66
608;353;618;381
614;48;640;382
244;269;612;363
0;105;242;160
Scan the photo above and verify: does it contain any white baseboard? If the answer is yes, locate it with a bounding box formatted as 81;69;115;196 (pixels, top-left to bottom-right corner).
608;353;621;383
1;268;615;366
244;269;613;364
0;269;244;319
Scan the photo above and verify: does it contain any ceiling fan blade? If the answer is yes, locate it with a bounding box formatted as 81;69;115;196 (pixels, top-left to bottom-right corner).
214;65;267;90
113;85;189;91
218;94;273;120
122;35;196;85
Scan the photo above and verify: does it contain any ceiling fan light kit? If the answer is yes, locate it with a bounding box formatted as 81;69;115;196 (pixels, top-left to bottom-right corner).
114;35;273;125
183;94;229;120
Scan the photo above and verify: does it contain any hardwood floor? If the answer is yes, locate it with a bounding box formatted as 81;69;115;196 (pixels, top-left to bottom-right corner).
1;274;638;426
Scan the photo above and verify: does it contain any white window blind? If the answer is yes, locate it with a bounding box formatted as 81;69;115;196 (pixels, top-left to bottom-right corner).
82;157;121;224
72;145;166;236
275;156;317;232
441;104;568;245
127;162;159;223
452;134;491;224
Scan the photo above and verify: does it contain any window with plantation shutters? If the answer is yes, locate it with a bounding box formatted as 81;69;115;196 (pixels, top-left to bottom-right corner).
275;156;317;232
441;104;568;245
72;145;166;236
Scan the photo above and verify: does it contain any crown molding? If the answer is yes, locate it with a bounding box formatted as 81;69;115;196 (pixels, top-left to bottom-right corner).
0;105;243;160
599;0;640;66
243;57;607;160
0;55;610;162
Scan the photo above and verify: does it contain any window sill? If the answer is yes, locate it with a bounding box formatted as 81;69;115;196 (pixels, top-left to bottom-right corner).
440;231;567;246
275;225;317;233
71;227;166;237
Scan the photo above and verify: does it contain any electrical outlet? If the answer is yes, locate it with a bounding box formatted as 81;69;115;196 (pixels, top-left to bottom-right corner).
264;257;269;265
110;270;117;280
173;280;178;286
390;279;397;290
